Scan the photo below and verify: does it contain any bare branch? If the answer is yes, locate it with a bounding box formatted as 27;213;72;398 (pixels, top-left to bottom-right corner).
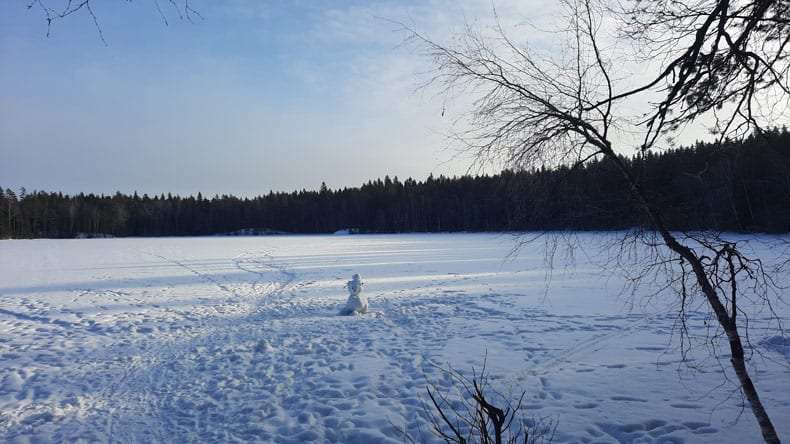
27;0;202;43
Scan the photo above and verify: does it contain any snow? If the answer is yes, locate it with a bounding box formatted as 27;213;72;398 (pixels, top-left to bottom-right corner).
0;233;788;443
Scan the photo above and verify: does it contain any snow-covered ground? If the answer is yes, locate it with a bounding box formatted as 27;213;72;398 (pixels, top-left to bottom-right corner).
1;233;788;443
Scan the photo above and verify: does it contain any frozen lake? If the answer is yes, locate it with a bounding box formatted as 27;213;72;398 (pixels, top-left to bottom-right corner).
1;233;788;443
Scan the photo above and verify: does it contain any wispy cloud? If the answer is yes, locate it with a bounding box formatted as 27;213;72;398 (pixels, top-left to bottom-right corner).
1;0;567;197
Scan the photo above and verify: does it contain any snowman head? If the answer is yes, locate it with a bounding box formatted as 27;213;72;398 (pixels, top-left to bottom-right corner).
348;274;363;295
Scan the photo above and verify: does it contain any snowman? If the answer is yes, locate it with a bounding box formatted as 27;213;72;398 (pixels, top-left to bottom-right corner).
340;273;368;315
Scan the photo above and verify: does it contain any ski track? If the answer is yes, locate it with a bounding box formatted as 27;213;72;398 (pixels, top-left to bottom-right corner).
1;234;788;443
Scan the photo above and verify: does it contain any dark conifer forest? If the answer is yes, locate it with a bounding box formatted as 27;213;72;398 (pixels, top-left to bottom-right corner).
3;129;789;238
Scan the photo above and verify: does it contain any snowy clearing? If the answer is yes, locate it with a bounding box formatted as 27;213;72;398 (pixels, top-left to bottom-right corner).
1;233;788;443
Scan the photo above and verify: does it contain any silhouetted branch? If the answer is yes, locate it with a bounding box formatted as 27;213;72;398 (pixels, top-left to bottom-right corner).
27;0;202;44
422;357;556;444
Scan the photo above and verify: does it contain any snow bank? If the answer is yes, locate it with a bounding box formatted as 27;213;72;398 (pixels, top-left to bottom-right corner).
333;228;359;235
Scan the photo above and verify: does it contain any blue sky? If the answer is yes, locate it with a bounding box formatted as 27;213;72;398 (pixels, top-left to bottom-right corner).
0;0;554;197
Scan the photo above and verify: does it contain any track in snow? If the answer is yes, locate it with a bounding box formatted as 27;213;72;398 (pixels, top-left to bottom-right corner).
1;234;788;443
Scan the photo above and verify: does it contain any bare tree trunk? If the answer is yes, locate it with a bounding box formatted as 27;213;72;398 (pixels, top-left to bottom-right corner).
729;330;780;443
677;240;779;443
605;148;781;443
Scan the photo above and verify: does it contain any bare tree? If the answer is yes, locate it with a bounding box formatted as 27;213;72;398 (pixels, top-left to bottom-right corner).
421;359;556;444
408;0;788;442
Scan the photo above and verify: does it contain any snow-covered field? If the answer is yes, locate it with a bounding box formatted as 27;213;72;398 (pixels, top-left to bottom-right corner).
1;233;788;443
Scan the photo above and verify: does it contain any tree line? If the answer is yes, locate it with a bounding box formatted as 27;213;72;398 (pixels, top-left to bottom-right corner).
2;128;788;239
